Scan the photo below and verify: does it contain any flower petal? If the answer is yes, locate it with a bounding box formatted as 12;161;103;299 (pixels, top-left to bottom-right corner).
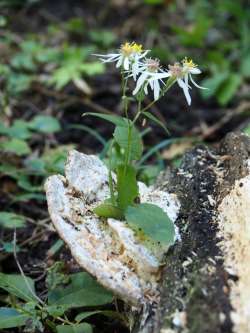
189;75;207;89
133;72;148;96
123;57;130;70
190;68;201;74
116;56;123;68
177;78;191;105
153;79;160;101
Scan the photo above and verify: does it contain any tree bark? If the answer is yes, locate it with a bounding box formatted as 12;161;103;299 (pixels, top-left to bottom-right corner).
135;132;250;333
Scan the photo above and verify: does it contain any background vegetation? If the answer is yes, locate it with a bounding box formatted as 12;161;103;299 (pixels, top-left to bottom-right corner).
0;0;249;332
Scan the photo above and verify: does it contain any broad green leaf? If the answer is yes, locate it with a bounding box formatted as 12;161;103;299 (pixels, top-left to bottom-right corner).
42;145;74;174
83;112;126;126
217;73;242;105
93;203;123;219
0;273;37;302
0;138;31;156
29;115;61;133
11;52;36;71
142;112;169;134
114;124;143;161
8;120;32;139
0;212;26;229
125;203;175;247
117;164;138;210
0;123;7;135
201;72;229;99
0;307;30;329
24;158;46;175
89;30;116;48
56;323;93;333
46;305;68;317
80;62;105;76
48;272;113;309
7;73;33;95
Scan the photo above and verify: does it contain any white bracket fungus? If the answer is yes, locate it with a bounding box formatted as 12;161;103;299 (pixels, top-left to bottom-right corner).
45;150;180;307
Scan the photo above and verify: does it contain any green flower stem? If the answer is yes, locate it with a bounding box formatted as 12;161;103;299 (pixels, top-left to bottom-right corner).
108;140;116;204
140;77;176;115
132;90;144;125
121;70;129;119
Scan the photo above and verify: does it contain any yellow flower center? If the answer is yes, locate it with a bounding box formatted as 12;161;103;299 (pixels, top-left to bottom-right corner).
182;57;197;69
121;42;143;56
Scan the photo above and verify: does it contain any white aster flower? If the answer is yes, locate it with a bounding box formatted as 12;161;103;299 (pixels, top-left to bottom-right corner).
171;58;206;105
94;42;148;78
149;58;207;105
133;58;169;101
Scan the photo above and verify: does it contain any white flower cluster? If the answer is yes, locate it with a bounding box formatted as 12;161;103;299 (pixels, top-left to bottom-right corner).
95;42;206;105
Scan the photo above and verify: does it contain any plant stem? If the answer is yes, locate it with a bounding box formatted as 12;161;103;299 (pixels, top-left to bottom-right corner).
140;77;176;114
121;70;129;119
108;140;115;204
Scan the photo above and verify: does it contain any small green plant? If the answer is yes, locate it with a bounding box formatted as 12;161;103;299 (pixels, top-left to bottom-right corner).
87;42;205;248
0;263;120;332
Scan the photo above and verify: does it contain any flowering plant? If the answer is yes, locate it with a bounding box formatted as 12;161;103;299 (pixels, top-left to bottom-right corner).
85;42;205;247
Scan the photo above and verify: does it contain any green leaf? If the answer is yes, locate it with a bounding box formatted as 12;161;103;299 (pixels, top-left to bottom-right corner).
114;124;143;161
117;164;138;211
7;73;33;95
8;120;32;139
83;112;126;126
0;273;37;302
48;272;113;309
1;241;21;253
241;55;250;78
42;145;74;174
29;115;61;133
217;73;242;105
201;72;229;99
93;203;123;219
46;305;68;317
0;212;26;229
142;112;169;134
56;323;93;333
0;307;30;329
0;138;31;156
75;311;102;322
89;30;116;47
80;62;105;76
125;203;175;247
